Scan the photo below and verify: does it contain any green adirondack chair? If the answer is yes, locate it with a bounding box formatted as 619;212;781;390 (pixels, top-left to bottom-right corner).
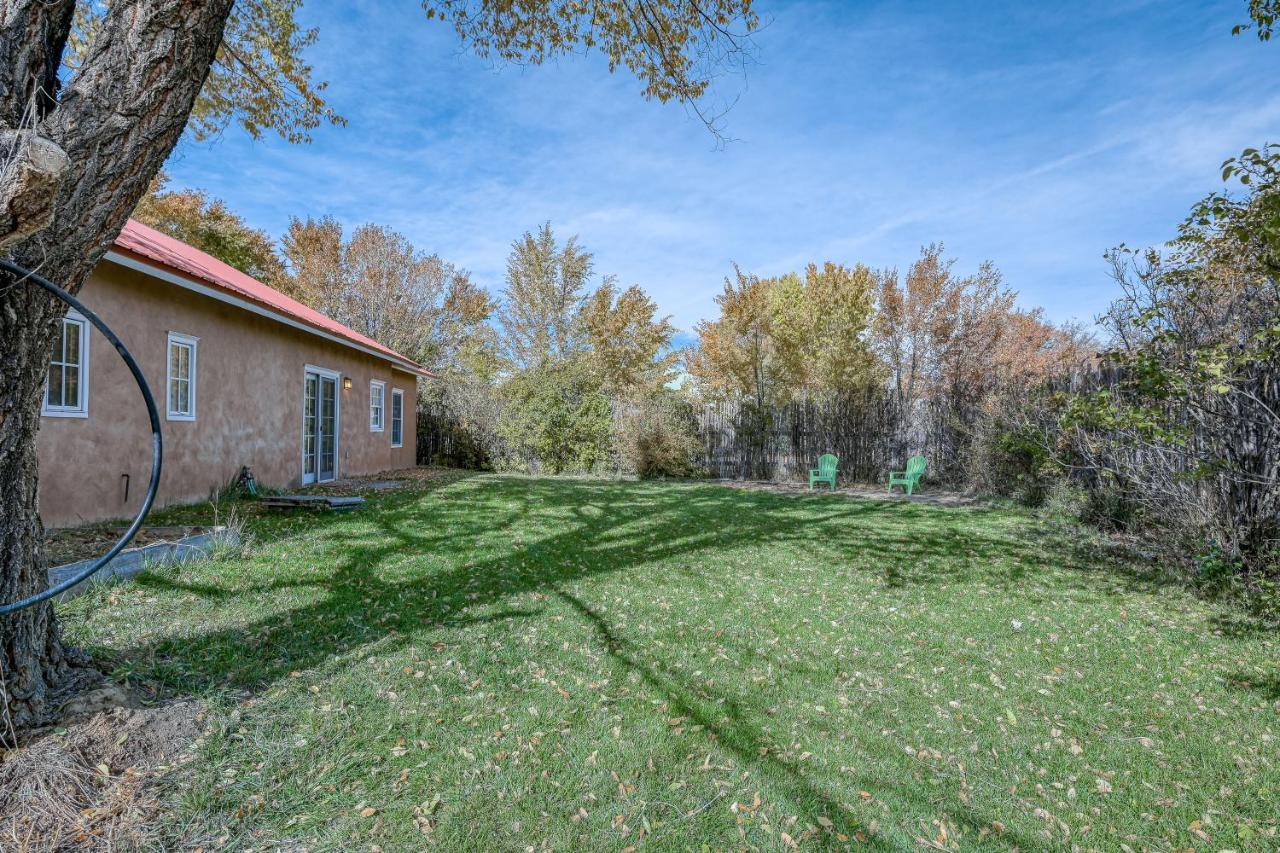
809;454;838;491
888;455;927;495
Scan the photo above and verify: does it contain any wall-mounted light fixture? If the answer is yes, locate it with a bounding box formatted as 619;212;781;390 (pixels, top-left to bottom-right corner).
342;377;353;391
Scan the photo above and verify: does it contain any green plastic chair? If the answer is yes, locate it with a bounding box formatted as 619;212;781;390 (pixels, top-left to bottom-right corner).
809;454;838;491
888;455;927;496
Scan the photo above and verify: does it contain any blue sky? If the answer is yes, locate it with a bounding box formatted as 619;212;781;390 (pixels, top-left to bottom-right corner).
164;0;1277;343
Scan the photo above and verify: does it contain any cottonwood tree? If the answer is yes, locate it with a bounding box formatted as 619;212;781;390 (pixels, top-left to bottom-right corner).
0;0;757;733
580;278;678;397
497;223;596;371
688;265;780;404
689;261;878;405
133;171;285;281
68;0;343;144
769;262;879;396
279;216;495;374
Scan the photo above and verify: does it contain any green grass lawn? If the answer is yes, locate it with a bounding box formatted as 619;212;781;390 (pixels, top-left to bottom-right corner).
61;473;1280;850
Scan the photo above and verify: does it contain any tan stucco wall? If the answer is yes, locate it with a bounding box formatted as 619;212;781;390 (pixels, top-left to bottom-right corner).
37;260;419;528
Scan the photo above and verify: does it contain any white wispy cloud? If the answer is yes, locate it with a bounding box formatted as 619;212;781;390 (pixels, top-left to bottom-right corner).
163;0;1274;334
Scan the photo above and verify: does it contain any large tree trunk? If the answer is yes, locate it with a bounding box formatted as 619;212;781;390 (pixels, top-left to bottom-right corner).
0;0;234;736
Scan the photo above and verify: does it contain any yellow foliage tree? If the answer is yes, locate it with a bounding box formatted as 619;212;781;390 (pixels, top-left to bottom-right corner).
690;261;878;404
580;278;679;398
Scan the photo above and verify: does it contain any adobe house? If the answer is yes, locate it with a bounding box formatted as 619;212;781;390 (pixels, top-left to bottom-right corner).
37;219;430;528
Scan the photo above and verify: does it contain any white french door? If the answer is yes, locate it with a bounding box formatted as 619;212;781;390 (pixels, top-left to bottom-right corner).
302;367;340;484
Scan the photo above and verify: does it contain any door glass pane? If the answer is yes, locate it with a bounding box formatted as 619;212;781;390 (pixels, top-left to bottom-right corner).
303;375;317;477
319;377;336;479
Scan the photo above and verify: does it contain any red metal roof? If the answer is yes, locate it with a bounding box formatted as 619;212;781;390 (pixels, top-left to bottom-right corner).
111;218;432;377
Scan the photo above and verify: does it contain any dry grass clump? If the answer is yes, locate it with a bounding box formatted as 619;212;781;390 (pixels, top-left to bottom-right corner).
0;697;205;851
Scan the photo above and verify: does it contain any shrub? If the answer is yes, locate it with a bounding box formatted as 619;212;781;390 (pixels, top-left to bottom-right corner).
1042;480;1090;520
968;391;1063;507
497;359;614;474
615;391;703;479
417;376;505;470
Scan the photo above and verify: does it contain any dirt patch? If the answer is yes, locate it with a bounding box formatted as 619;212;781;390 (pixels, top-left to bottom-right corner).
0;696;206;851
712;478;989;508
43;526;217;567
374;466;474;484
299;466;473;496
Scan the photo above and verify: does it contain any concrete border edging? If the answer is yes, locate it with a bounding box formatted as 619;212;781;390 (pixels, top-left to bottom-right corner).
47;526;240;599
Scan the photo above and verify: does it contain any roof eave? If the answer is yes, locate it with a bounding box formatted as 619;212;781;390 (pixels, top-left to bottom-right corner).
103;249;436;379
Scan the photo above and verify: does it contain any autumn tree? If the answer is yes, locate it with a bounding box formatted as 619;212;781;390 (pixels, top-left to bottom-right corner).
874;245;1092;476
689;261;878;405
497;223;595;371
280;216;496;376
580;278;678;397
132;171;284;281
688;265;779;404
771;262;879;396
0;0;757;732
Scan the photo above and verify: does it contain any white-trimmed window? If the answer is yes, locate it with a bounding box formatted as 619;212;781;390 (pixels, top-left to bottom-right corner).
369;380;385;431
43;310;90;418
390;388;404;448
166;332;198;421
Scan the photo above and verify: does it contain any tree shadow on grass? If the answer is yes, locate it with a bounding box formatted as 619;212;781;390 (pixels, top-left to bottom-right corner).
552;586;1035;849
805;493;1187;602
1222;670;1280;700
113;475;1181;694
91;475;1155;845
87;473;1208;845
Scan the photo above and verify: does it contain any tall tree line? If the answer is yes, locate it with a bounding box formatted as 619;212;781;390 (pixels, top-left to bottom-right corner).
687;246;1093;483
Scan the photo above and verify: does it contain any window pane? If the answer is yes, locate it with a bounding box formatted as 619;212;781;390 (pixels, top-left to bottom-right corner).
171;341;192;382
64;364;78;408
391;392;403;444
47;363;62;408
64;321;80;366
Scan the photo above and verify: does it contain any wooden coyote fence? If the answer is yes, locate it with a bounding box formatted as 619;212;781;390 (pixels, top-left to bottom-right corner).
695;393;904;483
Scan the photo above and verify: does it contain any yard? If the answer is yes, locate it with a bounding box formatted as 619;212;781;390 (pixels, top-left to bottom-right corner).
58;472;1279;850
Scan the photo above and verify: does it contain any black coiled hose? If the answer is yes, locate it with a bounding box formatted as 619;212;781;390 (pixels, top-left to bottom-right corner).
0;257;162;615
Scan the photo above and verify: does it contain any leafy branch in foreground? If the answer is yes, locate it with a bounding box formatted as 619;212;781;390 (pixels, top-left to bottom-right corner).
68;0;345;145
423;0;760;137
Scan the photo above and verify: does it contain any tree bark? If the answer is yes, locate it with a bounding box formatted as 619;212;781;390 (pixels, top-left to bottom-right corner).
0;0;234;736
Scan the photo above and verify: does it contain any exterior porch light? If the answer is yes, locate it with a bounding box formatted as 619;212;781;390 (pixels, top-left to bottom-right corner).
342;376;353;390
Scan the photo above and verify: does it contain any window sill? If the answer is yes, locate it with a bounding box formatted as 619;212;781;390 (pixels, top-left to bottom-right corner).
42;408;89;419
